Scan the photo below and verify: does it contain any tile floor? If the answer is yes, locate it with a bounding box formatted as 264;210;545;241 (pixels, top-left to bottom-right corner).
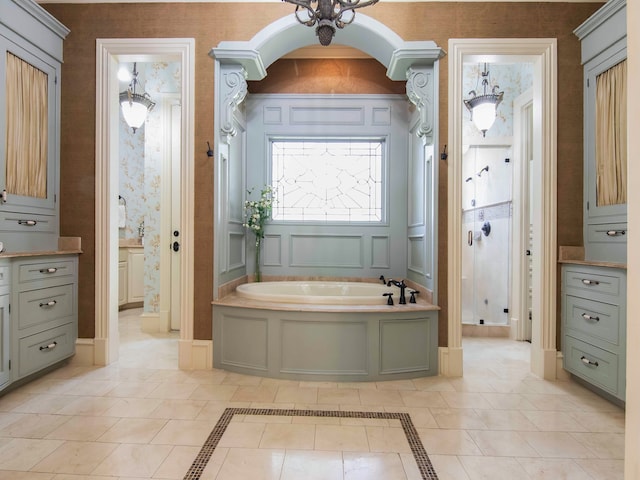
0;309;626;479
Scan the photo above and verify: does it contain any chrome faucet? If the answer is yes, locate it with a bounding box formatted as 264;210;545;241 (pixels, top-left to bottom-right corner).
387;279;407;304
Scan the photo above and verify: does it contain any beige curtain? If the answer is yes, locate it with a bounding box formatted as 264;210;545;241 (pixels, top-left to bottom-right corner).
595;59;627;206
5;52;48;199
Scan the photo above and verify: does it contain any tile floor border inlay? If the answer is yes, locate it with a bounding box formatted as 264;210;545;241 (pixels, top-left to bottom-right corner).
183;407;438;480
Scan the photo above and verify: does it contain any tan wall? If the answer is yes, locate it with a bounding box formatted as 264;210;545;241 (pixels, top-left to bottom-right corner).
43;2;600;345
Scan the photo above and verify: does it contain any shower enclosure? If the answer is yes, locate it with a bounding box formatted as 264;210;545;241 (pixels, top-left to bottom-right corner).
461;145;512;325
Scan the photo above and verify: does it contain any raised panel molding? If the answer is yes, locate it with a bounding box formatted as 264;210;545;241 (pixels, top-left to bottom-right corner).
289;234;363;268
263;234;282;266
263;106;282;124
290;106;365;125
227;232;245;271
371;235;390;268
408;235;425;274
371;107;391;126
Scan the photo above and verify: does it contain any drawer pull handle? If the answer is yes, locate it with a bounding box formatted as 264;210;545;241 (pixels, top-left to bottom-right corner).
606;230;626;237
39;300;57;308
39;268;58;274
18;219;37;226
581;313;600;322
39;341;58;351
581;279;600;286
580;356;599;367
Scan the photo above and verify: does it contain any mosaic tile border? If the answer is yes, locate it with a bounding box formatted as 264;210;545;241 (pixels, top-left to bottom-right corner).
183;408;438;480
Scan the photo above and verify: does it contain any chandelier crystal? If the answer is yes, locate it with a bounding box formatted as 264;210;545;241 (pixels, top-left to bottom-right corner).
282;0;380;46
463;63;504;137
119;63;155;133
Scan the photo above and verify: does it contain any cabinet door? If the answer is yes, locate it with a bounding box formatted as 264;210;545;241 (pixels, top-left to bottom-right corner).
0;35;57;215
118;261;127;306
0;293;9;391
584;40;627;225
127;251;144;303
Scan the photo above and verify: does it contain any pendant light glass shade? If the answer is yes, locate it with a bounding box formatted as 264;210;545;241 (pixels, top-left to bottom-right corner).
464;63;503;137
119;63;155;133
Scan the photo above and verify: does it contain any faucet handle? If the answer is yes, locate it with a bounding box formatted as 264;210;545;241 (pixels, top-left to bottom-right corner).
382;292;394;306
409;290;420;303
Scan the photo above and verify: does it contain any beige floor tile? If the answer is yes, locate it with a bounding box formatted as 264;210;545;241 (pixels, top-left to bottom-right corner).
45;416;119;441
280;450;344;480
522;410;588;432
0;438;63;471
217;422;266;448
153;445;201;479
343;451;407;480
574;458;625;480
274;386;318;404
97;417;167;443
10;395;71;415
0;412;22;430
315;424;369;452
375;379;416;391
103;381;160;398
365;426;411;453
459;455;531;480
148;398;207;420
215;447;285;480
468;430;539;457
480;392;538;410
473;409;537;431
520;393;581;411
221;372;263;386
152;419;219;446
358;389;404;407
0;392;34;412
101;397;164;418
0;414;70;439
340;418;389;427
230;385;278;403
259;423;316;449
57;380;120;397
411;376;456;392
0;472;55;479
428;454;471;480
399;390;448;408
292;415;341;425
243;414;292;424
197;446;229;480
146;382;199;400
570;432;625;459
55;396;122;416
516;457;594;479
188;384;239;402
524;431;597;458
440;391;493;409
90;443;173;477
317;388;361;405
569;410;626;433
400;452;426;480
31;441;117;475
430;408;488;430
416;428;482;456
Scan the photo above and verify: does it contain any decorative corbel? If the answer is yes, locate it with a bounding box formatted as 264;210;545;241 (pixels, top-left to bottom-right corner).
406;67;433;138
220;66;248;144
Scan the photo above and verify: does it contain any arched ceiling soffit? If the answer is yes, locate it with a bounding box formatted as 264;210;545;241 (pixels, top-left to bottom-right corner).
210;13;444;81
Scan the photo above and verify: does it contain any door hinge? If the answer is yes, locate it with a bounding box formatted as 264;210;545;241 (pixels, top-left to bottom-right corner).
54;194;57;203
8;359;10;370
587;78;589;88
55;76;58;85
8;303;10;314
586;201;589;211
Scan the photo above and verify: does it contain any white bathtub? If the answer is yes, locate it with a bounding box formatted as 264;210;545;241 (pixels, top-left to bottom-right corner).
235;281;393;305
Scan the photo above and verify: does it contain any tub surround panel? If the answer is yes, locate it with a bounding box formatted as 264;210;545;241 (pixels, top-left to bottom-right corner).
370;235;390;269
213;301;438;382
289;234;363;268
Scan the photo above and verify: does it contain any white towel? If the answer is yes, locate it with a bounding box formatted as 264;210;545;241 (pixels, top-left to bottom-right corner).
118;205;127;229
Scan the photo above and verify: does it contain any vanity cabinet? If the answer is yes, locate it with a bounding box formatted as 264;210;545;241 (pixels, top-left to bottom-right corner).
11;255;77;380
0;0;69;251
118;249;128;307
562;264;626;402
0;261;9;391
119;246;143;307
575;0;627;264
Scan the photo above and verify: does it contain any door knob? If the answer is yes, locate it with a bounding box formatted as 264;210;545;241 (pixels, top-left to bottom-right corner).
172;241;180;252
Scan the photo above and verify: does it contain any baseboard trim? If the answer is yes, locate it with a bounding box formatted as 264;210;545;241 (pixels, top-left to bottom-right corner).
179;339;213;370
438;346;463;377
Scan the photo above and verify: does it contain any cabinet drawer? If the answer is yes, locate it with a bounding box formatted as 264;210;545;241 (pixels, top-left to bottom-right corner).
17;259;76;286
564;335;619;395
586;222;627;244
0;265;9;286
564;268;621;298
18;284;74;330
565;295;621;347
18;322;75;378
0;212;55;233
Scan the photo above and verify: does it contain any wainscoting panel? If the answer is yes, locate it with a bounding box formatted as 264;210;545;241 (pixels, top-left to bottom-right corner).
263;233;282;266
380;318;433;374
408;234;425;274
290;106;365;125
227;232;245;271
263;105;282;124
290;234;363;268
220;314;268;370
371;235;390;268
371;106;391;125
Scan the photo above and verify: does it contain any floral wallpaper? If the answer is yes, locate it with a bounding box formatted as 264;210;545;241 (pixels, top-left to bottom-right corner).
462;62;534;141
119;61;181;314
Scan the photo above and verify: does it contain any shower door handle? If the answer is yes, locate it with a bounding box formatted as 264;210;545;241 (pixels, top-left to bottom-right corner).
172;241;180;252
468;230;473;246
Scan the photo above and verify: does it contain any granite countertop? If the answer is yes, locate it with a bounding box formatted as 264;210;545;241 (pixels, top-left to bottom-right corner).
558;245;626;269
119;240;143;248
212;292;440;313
0;237;82;258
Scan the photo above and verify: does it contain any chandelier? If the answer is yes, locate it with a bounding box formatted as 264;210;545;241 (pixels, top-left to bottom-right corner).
463;63;504;137
282;0;380;46
119;63;155;133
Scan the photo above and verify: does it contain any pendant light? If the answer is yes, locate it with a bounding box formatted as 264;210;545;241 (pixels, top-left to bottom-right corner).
119;63;155;133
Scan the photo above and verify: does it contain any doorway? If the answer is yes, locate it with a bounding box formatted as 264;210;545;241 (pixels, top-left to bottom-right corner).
95;39;195;367
447;38;558;379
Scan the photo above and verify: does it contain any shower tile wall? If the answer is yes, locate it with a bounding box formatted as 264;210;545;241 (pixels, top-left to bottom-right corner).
119;61;181;313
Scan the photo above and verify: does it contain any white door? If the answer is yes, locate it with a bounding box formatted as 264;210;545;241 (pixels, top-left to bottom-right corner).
170;103;182;330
